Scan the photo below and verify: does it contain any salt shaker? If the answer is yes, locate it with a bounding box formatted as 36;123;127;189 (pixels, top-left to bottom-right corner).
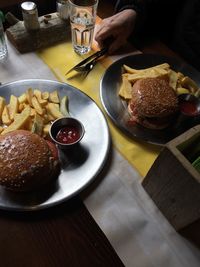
56;0;69;20
0;11;8;60
21;1;40;31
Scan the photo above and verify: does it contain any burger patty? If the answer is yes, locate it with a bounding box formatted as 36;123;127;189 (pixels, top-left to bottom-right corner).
128;101;173;129
131;77;178;118
0;130;60;192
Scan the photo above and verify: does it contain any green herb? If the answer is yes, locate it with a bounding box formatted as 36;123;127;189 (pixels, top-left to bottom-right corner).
0;11;5;23
192;156;200;173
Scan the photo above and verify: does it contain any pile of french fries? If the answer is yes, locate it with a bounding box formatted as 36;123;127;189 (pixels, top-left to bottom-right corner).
0;88;69;137
118;63;200;100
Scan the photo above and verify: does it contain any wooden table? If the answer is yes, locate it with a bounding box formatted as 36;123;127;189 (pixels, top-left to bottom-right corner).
0;196;124;266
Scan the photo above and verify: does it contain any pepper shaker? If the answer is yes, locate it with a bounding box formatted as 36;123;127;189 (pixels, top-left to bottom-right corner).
56;0;69;20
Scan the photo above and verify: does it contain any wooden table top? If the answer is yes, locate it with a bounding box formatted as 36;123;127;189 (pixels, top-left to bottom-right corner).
0;196;124;267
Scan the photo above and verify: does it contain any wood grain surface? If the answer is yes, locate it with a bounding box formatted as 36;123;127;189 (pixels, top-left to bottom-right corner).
0;197;124;267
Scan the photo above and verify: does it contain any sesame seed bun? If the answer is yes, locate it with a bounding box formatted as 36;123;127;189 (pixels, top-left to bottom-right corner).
0;130;60;192
129;77;178;129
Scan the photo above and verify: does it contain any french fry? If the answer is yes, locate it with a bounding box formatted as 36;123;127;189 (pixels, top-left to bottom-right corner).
168;70;178;91
2;106;12;125
43;114;50;124
1;106;31;135
18;103;25;112
18;93;27;104
123;63;170;74
39;98;48;107
0;96;5;120
126;68;169;82
34;89;42;100
46;112;55;121
34;89;48;106
180;76;199;94
26;88;33;106
30;107;36;117
43;123;51;137
25;117;34;131
32;96;44;115
118;75;133;99
42;91;49;100
46;103;63;119
9;95;19;121
177;87;190;95
1;89;69;137
49;90;60;104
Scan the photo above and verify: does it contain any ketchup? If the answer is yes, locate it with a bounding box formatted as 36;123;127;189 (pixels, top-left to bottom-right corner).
180;101;199;116
56;126;80;144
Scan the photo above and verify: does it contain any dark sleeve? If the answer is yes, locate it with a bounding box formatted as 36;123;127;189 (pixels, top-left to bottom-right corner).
115;0;147;15
114;0;184;40
114;0;159;31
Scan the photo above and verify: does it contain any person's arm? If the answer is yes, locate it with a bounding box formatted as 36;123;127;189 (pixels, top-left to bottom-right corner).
95;0;161;54
115;0;147;30
95;9;137;54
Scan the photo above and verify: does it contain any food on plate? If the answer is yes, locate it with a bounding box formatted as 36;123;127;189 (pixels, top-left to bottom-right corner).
60;96;70;117
2;105;12;126
123;63;170;74
118;63;200;129
119;63;199;100
9;95;19;120
128;77;178;129
178;94;200;116
0;88;69;138
0;97;5;120
49;90;60;103
0;130;60;192
46;103;64;119
2;106;31;135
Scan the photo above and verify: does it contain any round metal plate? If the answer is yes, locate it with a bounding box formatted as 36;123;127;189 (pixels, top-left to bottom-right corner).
0;79;110;211
100;53;200;145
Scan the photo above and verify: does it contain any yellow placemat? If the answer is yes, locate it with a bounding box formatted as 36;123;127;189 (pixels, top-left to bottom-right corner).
37;41;161;178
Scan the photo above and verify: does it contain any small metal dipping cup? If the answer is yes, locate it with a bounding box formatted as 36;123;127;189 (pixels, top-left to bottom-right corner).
177;94;200;128
178;94;200;116
49;117;85;150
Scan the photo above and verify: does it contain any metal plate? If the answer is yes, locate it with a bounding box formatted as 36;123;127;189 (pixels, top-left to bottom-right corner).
0;79;110;211
100;53;200;145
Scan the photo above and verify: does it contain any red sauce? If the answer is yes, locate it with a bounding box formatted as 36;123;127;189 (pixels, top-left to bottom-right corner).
180;101;199;116
56;126;80;144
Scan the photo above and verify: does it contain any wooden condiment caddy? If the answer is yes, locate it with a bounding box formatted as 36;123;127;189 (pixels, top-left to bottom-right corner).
5;12;70;53
142;125;200;231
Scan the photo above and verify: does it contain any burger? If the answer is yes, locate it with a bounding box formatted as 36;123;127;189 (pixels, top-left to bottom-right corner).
128;77;178;129
0;130;60;192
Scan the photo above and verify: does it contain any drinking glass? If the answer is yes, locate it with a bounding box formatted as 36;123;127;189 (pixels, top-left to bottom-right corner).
0;19;8;60
68;0;98;54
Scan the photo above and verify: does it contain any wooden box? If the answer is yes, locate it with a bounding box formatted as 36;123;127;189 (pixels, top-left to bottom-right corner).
142;125;200;231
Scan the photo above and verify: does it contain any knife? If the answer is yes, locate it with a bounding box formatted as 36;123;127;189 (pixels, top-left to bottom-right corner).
65;47;108;75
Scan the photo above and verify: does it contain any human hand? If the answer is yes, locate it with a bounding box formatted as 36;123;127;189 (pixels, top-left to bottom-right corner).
95;9;137;54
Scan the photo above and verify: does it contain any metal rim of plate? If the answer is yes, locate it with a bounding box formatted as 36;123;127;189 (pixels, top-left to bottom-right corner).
100;53;200;146
0;79;111;211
